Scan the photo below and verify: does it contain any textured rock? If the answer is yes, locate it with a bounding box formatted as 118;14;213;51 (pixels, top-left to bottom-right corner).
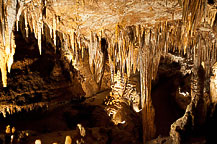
35;139;42;144
210;62;217;103
170;65;207;143
65;136;72;144
0;0;217;143
0;32;84;117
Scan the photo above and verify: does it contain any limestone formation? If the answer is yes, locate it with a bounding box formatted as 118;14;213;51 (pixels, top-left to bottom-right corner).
77;124;86;138
65;136;72;144
0;0;217;143
210;62;217;103
35;139;41;144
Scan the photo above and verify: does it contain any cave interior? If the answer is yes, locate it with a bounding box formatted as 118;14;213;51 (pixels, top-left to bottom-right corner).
0;0;217;144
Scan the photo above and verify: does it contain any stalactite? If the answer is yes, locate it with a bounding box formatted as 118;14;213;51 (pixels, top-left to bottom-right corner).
0;102;48;118
24;10;29;37
204;4;217;27
7;32;15;73
0;0;18;87
89;31;94;74
75;32;78;62
7;0;17;44
16;2;24;31
0;59;7;87
81;44;84;59
48;24;53;39
53;15;56;46
70;30;75;59
37;11;43;55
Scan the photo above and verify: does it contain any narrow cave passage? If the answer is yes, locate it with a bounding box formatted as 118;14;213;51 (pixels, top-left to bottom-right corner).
151;62;188;137
152;75;183;136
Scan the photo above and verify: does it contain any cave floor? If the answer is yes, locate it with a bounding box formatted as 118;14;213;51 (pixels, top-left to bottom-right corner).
0;89;110;142
0;90;143;144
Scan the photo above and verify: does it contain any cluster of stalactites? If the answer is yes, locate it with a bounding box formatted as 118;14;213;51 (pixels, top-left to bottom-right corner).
21;0;105;87
191;30;217;78
107;21;182;108
107;25;140;83
88;31;105;85
0;0;216;90
60;30;87;70
0;102;48;118
180;0;217;55
104;70;141;112
0;0;54;87
107;15;217;108
18;0;45;55
0;0;17;87
203;4;217;27
182;0;207;36
0;0;46;87
181;1;217;76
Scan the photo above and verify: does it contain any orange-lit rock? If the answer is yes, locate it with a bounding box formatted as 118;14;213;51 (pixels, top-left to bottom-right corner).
0;0;217;143
210;62;217;103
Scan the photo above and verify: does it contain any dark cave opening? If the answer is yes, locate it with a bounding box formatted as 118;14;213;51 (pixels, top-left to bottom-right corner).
213;13;217;33
12;30;83;96
151;61;189;137
13;31;56;78
206;105;217;143
208;0;215;4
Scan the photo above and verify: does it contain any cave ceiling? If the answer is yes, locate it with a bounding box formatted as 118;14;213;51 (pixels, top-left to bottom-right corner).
0;0;216;87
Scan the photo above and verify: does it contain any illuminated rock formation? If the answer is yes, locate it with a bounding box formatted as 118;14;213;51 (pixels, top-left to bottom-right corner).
35;139;41;144
65;136;72;144
210;62;217;103
0;0;217;143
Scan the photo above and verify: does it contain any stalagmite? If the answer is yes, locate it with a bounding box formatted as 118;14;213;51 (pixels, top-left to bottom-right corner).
65;136;72;144
35;139;42;144
77;124;86;137
0;61;7;87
